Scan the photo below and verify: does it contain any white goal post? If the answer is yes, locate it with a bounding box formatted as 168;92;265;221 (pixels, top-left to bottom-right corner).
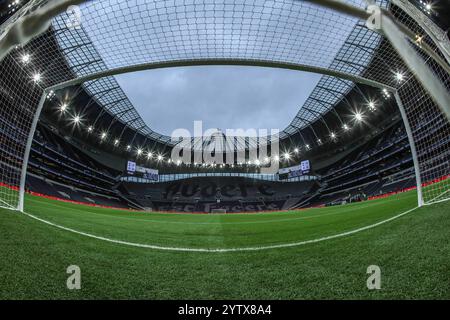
0;0;448;212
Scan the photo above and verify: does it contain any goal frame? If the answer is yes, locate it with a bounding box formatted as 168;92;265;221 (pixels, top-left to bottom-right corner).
0;0;448;211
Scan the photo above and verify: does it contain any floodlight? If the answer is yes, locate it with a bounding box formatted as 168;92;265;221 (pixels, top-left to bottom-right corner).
47;90;55;99
72;115;81;124
32;73;41;83
21;53;30;64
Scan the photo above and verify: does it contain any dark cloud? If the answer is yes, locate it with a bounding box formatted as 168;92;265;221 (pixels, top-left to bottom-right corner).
114;66;321;136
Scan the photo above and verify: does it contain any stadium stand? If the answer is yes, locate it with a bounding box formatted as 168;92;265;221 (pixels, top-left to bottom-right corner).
1;96;436;213
310;100;450;207
120;177;319;213
24;124;134;208
311;122;414;206
1;81;446;213
3;113;422;213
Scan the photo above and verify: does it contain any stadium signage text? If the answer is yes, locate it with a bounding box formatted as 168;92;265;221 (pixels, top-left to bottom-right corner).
164;181;276;199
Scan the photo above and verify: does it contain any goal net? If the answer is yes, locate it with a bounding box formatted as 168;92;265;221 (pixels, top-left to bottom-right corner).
0;0;448;211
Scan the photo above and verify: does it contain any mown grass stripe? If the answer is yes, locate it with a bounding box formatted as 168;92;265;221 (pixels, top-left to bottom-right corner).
20;205;419;253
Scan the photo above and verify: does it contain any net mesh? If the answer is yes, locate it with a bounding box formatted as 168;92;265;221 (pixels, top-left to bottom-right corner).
389;1;450;204
0;51;44;209
0;0;448;209
397;76;450;205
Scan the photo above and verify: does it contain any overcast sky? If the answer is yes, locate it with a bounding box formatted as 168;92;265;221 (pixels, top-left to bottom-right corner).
114;66;321;136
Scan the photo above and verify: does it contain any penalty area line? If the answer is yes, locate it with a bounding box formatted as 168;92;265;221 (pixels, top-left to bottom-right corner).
20;206;419;253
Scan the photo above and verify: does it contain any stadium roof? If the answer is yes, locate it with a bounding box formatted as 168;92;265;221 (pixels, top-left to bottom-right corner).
49;0;391;149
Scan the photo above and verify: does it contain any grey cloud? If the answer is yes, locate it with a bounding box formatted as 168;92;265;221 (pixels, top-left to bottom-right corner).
114;66;321;136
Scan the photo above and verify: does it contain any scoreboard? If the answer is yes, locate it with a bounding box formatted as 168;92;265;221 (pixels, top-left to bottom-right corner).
278;160;311;180
126;161;159;181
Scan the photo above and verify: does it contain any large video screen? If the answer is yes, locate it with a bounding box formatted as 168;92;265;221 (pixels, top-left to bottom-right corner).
278;160;311;180
126;161;159;181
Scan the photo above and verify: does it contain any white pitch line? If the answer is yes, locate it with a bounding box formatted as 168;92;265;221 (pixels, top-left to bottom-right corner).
19;205;420;253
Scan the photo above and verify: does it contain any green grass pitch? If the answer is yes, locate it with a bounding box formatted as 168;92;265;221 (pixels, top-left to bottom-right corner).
0;190;449;299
